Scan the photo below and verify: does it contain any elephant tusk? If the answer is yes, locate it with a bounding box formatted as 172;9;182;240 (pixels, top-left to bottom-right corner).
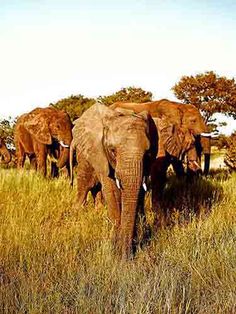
210;133;219;138
179;152;184;161
115;178;121;189
200;132;211;137
59;141;70;148
142;177;147;192
201;132;218;138
193;160;200;167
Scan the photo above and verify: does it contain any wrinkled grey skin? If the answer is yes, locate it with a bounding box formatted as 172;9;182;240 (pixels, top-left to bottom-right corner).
0;138;12;164
15;107;72;177
70;103;157;259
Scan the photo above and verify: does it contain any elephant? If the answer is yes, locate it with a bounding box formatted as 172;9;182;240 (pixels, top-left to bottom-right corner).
14;107;72;177
110;100;208;227
110;99;212;175
0;138;12;165
70;103;158;259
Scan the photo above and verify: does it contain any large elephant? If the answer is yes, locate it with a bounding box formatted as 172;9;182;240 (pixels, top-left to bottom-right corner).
14;107;72;177
70;103;158;259
110;99;212;175
0;138;12;164
110;100;208;227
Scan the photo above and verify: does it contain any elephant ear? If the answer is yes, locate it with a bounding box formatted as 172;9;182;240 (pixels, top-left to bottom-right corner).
24;111;52;145
113;107;135;116
114;107;149;121
72;103;118;177
156;118;183;158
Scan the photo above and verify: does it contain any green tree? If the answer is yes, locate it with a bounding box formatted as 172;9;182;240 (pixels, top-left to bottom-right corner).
0;117;16;148
98;86;153;106
172;71;236;124
50;94;96;121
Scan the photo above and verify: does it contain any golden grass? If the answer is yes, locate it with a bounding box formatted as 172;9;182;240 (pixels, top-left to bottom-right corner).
210;147;227;170
0;168;236;313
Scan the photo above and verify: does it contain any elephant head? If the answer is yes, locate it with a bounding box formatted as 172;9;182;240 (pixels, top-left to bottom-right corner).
0;138;11;164
23;107;72;168
152;117;201;171
72;103;157;258
156;101;212;174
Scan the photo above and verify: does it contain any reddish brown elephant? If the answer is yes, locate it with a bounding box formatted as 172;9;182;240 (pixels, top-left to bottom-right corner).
0;138;12;165
70;103;158;259
14;107;72;177
110;99;212;174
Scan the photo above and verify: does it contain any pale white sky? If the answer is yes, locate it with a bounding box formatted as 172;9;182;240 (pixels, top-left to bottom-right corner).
0;0;236;134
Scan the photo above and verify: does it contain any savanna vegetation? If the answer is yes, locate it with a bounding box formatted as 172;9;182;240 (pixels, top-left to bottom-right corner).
1;71;236;313
0;163;235;313
172;71;236;123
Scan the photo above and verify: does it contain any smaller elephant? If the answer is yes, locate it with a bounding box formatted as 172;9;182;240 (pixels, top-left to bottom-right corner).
70;103;158;259
110;99;213;175
0;138;12;165
14;107;72;177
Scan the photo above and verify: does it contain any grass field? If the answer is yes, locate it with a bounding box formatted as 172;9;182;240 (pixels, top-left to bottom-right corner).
0;165;236;313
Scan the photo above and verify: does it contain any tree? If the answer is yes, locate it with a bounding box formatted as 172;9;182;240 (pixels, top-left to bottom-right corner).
98;86;153;106
212;134;230;150
172;71;236;124
50;94;96;121
0;117;16;148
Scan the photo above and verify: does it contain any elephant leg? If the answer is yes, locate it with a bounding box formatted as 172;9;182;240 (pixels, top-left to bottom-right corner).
63;162;70;177
100;176;121;245
35;145;47;176
90;183;104;210
171;158;185;177
50;161;59;178
151;156;170;229
29;154;37;170
75;158;97;209
18;154;26;168
16;143;26;168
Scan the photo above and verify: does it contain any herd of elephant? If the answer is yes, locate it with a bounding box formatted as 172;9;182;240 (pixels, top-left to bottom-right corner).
0;99;214;259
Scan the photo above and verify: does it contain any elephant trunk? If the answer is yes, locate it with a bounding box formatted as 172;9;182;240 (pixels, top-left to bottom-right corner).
117;155;143;259
186;146;202;173
56;145;70;169
0;147;11;164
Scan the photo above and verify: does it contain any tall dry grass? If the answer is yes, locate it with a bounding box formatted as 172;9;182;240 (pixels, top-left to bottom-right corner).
0;168;235;313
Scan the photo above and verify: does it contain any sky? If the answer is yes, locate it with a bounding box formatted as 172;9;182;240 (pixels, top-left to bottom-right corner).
0;0;236;134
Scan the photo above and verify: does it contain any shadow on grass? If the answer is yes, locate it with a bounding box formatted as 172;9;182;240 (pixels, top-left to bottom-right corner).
159;173;224;226
135;173;226;253
207;168;232;181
